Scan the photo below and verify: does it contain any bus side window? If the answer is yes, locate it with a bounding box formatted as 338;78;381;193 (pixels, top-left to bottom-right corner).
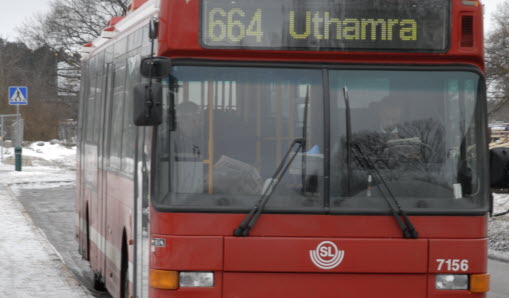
108;62;127;170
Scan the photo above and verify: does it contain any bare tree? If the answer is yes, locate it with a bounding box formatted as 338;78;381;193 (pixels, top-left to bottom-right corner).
17;0;130;96
485;2;509;117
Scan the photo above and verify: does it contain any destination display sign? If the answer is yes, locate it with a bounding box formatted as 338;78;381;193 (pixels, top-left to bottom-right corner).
201;0;449;52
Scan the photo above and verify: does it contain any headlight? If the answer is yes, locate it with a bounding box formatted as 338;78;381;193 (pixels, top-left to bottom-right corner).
179;272;214;287
435;274;468;290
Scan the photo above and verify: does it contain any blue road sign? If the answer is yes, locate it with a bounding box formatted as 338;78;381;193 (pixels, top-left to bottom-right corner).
9;87;28;105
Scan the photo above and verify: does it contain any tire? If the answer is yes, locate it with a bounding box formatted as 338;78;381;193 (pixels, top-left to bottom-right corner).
121;267;128;298
93;271;106;291
85;206;90;261
120;234;129;298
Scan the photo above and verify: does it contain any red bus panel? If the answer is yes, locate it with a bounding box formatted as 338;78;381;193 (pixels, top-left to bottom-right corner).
223;273;427;298
224;237;427;273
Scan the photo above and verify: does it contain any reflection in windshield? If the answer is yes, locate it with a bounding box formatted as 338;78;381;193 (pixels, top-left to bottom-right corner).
330;70;486;212
155;66;324;210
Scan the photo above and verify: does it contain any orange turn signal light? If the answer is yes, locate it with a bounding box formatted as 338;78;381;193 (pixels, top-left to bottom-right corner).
150;270;178;290
470;273;490;293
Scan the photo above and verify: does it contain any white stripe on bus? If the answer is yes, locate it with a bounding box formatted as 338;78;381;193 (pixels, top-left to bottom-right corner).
79;216;134;283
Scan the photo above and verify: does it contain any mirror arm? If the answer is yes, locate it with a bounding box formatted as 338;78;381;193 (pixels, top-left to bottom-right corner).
148;18;158;80
144;85;153;119
144;18;158;120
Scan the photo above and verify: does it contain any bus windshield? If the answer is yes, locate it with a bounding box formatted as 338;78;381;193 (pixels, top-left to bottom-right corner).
329;70;487;214
153;64;488;214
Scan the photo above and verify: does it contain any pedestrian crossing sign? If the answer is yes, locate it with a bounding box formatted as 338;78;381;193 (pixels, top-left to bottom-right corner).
9;86;28;105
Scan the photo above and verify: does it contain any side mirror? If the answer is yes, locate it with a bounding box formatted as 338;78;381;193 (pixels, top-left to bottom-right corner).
490;147;509;188
149;18;159;40
140;57;171;79
133;82;162;126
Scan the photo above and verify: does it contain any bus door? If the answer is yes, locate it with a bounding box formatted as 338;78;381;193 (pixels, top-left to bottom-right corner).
80;59;101;263
98;62;115;281
76;67;88;259
133;125;151;298
133;56;154;298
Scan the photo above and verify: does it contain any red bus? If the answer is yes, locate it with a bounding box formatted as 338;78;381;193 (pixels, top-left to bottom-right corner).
76;0;492;297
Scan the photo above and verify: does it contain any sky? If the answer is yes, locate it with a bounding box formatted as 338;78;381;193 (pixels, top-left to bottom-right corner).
0;0;506;40
484;0;506;33
0;0;52;41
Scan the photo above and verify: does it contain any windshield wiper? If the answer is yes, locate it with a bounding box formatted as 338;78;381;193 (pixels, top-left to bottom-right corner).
343;86;353;195
233;138;305;236
342;87;417;238
301;86;309;193
234;86;311;237
353;139;418;239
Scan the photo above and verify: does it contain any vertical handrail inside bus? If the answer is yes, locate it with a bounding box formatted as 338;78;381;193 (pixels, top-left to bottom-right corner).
207;80;215;194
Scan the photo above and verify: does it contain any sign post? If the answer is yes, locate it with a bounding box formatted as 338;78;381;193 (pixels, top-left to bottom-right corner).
8;86;28;171
0;116;3;163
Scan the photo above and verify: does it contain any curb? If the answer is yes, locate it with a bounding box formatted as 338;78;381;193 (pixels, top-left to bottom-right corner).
489;253;509;263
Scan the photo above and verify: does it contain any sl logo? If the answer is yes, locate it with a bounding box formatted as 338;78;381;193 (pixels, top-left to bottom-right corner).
309;241;345;270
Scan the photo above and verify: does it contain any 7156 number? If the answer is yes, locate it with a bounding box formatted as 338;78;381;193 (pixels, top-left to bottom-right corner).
208;8;263;43
436;259;469;272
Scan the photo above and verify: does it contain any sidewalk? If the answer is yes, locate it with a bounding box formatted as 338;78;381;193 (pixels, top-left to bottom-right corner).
490;193;509;263
0;181;91;297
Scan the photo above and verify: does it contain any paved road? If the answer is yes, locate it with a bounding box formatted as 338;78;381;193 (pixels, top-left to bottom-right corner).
14;184;111;298
488;259;509;298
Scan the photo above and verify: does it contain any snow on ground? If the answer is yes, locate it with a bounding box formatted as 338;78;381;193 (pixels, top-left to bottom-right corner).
0;184;90;297
0;141;76;192
2;164;75;194
489;193;509;260
0;141;91;297
1;140;76;169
